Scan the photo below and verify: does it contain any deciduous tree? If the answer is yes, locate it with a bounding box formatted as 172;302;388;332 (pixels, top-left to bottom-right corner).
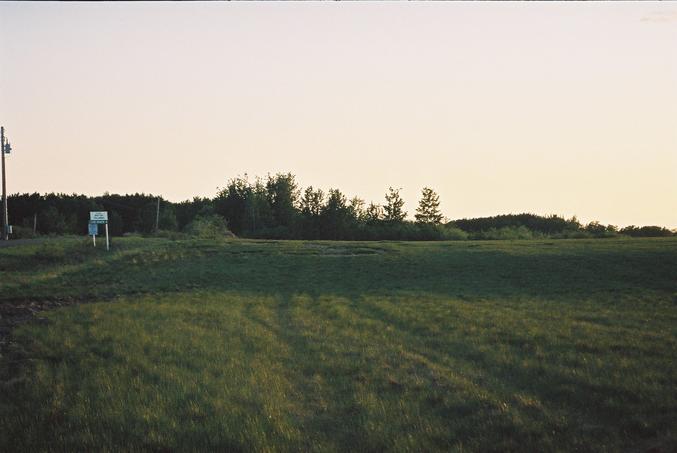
383;187;406;222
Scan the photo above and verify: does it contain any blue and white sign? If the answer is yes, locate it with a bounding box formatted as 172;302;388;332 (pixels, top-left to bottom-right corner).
88;223;98;236
89;211;108;224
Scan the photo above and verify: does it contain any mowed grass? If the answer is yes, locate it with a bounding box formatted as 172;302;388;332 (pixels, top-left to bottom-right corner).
1;237;676;452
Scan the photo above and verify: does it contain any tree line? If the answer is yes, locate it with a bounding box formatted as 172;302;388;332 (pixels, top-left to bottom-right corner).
7;172;675;240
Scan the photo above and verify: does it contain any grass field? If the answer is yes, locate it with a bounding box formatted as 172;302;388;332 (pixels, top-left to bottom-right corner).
1;237;676;452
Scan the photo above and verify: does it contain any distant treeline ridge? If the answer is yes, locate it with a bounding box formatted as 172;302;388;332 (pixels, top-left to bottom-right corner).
6;173;675;240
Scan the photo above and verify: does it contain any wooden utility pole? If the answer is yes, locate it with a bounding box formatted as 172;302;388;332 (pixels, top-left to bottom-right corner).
1;127;8;241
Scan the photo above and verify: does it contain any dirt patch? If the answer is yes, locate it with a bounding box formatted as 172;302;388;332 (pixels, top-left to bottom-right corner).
302;243;385;256
0;298;85;360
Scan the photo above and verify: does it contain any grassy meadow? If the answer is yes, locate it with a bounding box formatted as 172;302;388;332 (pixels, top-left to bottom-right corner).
0;237;676;452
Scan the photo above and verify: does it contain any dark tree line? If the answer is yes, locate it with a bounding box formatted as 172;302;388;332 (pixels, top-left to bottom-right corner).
6;172;675;240
8;193;177;237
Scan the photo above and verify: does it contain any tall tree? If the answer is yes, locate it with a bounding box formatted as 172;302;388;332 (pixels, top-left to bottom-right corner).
415;187;444;224
364;202;383;224
383;187;406;222
244;178;273;232
266;173;300;228
300;186;325;239
320;189;351;239
214;175;251;234
349;197;365;221
300;186;324;218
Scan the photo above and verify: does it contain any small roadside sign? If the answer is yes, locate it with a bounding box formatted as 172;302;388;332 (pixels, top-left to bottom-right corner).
90;211;108;224
88;223;98;236
89;211;109;250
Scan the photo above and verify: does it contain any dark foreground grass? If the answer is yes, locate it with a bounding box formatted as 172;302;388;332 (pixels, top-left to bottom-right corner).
1;237;676;452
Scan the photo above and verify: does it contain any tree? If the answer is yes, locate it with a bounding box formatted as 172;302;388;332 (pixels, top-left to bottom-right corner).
176;197;214;231
300;186;324;218
40;206;68;234
243;178;273;232
108;210;124;236
300;186;324;239
266;173;300;228
214;175;252;235
349;197;365;221
415;187;444;224
158;202;178;231
383;187;406;222
364;203;383;224
320;189;352;239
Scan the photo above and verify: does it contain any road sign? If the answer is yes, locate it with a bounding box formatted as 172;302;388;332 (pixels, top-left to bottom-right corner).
88;212;108;250
90;211;108;224
88;223;98;236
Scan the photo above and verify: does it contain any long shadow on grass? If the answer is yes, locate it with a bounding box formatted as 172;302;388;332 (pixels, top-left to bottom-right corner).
241;293;377;451
3;240;676;450
342;295;665;448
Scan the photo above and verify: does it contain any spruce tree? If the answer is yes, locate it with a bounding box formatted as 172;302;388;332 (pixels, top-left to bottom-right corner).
415;187;443;224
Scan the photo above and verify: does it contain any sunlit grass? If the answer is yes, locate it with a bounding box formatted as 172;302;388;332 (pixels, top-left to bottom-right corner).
1;237;676;451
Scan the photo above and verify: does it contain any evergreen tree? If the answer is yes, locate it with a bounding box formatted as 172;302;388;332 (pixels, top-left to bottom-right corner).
415;187;443;224
383;187;406;222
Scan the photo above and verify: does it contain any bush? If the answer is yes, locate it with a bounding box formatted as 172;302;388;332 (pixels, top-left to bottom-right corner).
620;226;674;238
471;226;542;240
185;215;232;240
438;225;469;240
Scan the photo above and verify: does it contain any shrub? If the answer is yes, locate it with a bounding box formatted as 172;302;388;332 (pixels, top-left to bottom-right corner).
471;226;541;240
438;225;469;241
185;215;232;240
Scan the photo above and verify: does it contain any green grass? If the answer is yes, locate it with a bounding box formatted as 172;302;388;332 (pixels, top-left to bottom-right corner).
1;237;676;452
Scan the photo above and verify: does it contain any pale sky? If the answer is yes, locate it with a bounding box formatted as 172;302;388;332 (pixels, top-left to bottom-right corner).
1;2;676;228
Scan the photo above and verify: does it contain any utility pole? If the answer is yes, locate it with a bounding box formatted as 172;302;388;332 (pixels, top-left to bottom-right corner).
155;197;160;232
1;127;8;241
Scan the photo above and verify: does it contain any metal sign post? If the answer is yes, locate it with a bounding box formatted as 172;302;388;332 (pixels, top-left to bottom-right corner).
89;211;109;251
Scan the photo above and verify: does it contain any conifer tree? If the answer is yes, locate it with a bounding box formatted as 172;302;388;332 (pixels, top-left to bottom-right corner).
415;187;443;224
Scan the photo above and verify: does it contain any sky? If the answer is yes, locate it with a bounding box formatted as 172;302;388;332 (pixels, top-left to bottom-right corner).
0;2;675;228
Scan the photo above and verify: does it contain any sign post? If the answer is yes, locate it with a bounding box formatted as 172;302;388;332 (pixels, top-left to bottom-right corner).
89;211;109;251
